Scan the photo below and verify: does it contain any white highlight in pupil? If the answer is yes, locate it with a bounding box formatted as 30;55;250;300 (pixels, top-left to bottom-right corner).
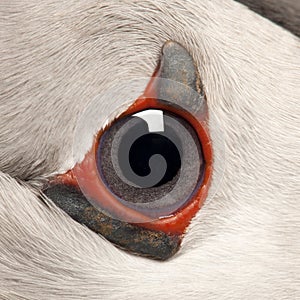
133;110;164;132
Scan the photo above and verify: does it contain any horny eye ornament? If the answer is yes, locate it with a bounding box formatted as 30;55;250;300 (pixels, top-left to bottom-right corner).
44;41;223;260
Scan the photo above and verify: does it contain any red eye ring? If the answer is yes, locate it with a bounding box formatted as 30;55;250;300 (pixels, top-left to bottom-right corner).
58;90;212;235
56;40;213;236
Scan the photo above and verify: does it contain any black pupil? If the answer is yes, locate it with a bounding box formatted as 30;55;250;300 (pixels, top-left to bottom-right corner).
129;133;181;187
97;109;203;211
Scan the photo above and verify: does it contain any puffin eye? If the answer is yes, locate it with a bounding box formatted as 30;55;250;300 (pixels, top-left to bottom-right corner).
95;108;204;221
44;41;222;260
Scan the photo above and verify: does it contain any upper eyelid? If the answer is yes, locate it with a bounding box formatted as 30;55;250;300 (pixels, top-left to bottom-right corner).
154;41;206;113
73;42;208;167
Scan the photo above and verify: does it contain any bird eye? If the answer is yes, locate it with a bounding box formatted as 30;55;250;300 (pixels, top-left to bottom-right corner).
78;105;205;223
98;108;203;219
71;76;213;235
44;41;224;260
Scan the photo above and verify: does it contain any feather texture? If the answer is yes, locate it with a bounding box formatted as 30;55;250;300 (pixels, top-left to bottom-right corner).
0;0;299;299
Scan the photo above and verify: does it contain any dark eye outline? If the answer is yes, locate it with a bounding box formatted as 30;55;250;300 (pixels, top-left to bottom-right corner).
57;70;213;236
45;41;215;260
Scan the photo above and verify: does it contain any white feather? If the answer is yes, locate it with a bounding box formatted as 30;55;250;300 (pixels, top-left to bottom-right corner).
0;0;299;299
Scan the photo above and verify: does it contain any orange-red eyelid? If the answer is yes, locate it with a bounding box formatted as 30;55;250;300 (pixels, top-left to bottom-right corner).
55;65;213;236
55;170;78;186
55;101;213;236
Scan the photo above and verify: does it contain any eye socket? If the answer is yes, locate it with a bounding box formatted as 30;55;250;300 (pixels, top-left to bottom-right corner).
68;42;215;234
44;41;220;259
96;108;204;220
71;89;213;233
